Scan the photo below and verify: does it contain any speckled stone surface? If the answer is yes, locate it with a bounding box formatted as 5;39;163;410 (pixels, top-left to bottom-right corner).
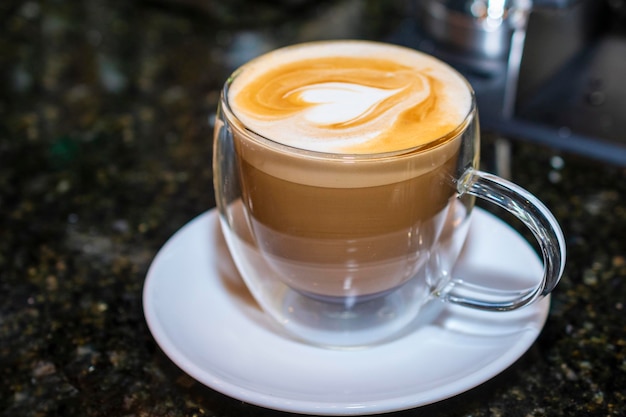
1;1;625;416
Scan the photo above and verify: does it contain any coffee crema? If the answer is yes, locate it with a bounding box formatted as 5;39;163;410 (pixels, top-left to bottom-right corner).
228;40;472;154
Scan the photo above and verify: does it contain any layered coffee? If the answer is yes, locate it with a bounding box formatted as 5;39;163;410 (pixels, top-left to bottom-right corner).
223;40;474;299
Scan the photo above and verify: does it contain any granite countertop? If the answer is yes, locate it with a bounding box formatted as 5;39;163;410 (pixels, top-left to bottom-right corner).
1;1;625;416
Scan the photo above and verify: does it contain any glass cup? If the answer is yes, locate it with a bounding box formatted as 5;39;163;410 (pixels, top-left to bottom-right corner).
212;41;565;348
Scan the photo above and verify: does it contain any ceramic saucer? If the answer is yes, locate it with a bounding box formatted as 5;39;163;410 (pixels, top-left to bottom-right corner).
143;208;550;415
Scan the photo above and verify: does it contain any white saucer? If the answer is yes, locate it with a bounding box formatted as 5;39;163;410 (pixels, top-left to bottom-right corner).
143;208;550;415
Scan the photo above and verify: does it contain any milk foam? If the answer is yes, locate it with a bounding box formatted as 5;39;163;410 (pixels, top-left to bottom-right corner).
227;40;472;154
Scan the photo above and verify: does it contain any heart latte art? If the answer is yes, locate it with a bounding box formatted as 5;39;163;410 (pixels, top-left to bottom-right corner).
228;41;472;153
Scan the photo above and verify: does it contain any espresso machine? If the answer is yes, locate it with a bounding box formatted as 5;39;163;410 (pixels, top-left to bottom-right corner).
398;0;626;166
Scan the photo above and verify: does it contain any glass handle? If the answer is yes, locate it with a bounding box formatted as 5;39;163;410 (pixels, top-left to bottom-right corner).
441;169;566;311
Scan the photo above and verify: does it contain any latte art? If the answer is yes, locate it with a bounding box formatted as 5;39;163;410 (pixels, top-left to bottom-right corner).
228;41;472;153
293;82;404;127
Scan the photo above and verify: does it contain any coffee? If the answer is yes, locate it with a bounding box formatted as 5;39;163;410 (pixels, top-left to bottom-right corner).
222;40;474;299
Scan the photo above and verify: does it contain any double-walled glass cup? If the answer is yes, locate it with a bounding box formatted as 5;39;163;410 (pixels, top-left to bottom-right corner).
213;45;565;349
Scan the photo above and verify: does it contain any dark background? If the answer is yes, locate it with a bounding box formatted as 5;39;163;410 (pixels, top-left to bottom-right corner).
1;1;625;416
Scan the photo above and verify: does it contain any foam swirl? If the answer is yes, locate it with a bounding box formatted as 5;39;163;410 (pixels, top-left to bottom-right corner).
228;41;472;154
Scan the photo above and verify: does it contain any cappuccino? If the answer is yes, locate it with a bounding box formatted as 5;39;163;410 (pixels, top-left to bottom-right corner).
221;40;475;299
213;40;565;347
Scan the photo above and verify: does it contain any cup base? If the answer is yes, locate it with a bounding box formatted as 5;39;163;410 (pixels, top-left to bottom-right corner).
295;286;397;305
219;199;469;348
280;279;433;348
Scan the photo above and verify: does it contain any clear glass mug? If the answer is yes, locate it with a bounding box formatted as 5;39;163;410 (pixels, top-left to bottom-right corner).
213;43;565;349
